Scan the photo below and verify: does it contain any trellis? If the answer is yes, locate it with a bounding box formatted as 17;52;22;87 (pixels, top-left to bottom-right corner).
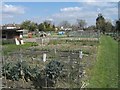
68;30;100;39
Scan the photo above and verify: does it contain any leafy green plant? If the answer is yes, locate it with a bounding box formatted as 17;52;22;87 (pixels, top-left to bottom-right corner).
31;42;38;46
83;51;90;55
29;66;41;81
2;61;41;82
2;62;14;80
45;60;64;81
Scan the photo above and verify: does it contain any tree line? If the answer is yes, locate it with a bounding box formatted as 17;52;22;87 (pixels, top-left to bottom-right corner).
96;13;119;34
20;14;120;34
20;20;56;32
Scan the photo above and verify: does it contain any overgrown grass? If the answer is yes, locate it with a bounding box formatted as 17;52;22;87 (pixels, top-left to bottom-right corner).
2;42;35;55
88;35;118;88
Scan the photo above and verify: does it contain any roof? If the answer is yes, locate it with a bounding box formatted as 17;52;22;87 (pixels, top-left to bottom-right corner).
2;24;20;27
1;24;21;30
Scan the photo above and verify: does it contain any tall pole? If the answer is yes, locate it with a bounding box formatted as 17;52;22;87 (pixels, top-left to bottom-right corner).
3;51;7;88
67;56;71;89
78;50;83;88
45;72;47;90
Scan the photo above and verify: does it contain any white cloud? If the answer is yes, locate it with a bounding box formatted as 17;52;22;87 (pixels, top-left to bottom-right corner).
103;7;118;14
51;2;118;26
52;11;97;26
2;2;118;25
47;18;54;21
2;4;26;21
60;7;82;12
102;7;118;21
2;14;14;19
3;4;25;14
84;2;117;8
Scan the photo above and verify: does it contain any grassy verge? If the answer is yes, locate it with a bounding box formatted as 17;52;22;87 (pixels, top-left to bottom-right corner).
2;42;36;55
88;35;118;88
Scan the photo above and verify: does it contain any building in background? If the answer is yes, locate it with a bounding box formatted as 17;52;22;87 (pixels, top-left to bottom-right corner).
1;24;23;40
1;24;24;45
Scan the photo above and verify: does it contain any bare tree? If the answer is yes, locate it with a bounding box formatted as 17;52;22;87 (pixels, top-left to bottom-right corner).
76;19;87;30
59;21;71;28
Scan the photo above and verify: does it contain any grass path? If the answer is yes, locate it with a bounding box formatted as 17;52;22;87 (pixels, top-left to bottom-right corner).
88;35;118;88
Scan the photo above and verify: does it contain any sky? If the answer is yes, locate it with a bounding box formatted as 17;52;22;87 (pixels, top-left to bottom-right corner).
1;1;119;26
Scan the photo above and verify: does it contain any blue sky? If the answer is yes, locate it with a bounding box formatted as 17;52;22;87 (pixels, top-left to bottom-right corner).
1;1;118;26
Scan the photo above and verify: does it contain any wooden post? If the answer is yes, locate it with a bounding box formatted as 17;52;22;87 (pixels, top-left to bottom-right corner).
20;39;24;45
20;34;24;45
42;38;44;46
15;38;20;45
79;50;83;59
54;48;57;54
43;53;47;62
